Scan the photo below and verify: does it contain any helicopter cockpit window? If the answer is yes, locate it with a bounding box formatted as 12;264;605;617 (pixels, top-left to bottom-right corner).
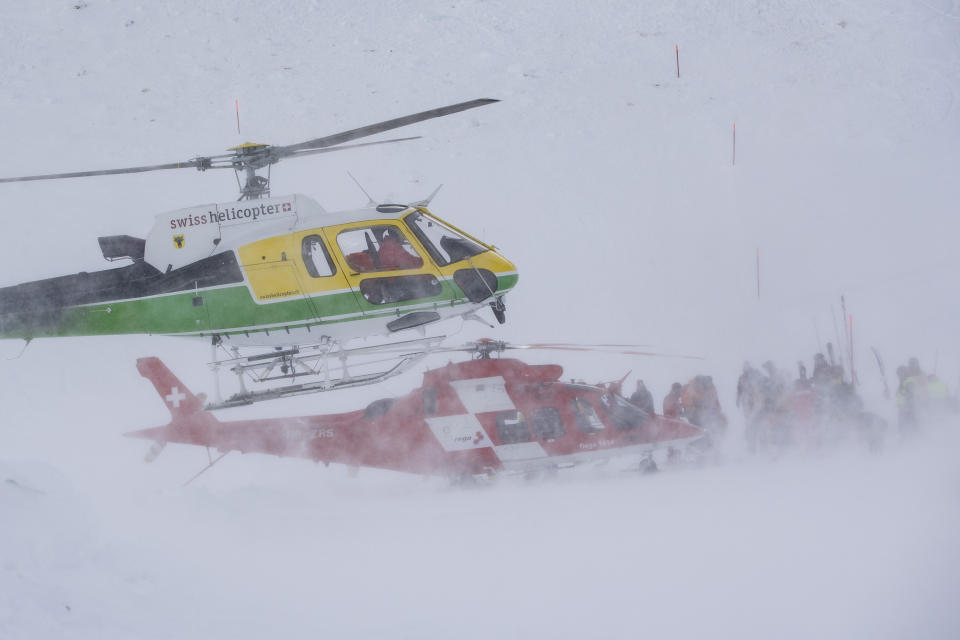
301;235;336;278
404;211;486;266
337;225;424;273
571;397;605;434
600;393;648;431
531;406;564;441
495;410;531;444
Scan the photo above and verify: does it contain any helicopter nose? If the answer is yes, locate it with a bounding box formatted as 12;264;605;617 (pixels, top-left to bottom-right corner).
482;252;515;325
452;250;517;304
489;251;518;296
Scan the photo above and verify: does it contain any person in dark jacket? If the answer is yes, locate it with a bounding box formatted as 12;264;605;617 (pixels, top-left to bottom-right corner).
630;379;655;415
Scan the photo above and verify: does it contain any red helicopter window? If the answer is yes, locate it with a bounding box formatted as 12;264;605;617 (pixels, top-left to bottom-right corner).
422;388;437;415
531;407;564;441
301;235;336;278
495;410;531;444
571;397;605;434
337;225;424;273
405;211;485;266
600;393;648;431
364;397;397;419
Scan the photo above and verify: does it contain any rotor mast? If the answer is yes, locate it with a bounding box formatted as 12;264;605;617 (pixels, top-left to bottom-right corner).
228;143;274;200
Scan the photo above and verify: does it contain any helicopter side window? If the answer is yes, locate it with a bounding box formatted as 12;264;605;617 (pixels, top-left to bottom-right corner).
531;406;564;441
423;388;437;416
364;397;397;419
600;393;649;431
404;211;486;267
337;225;424;273
571;397;605;434
495;410;531;444
301;235;336;278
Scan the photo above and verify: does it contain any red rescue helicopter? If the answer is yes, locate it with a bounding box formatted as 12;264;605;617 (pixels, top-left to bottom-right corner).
127;340;705;481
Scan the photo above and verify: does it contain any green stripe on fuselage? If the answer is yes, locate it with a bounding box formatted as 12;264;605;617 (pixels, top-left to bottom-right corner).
0;275;518;340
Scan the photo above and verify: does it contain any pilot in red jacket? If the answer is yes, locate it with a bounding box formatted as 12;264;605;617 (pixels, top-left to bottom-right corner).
378;231;423;270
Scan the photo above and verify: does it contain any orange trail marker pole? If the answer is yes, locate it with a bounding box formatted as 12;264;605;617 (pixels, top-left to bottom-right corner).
235;99;241;135
675;44;680;78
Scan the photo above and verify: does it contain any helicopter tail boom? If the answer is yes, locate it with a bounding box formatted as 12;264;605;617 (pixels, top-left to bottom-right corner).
136;356;208;420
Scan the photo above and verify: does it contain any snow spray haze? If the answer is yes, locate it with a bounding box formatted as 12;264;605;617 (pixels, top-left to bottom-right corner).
1;1;959;638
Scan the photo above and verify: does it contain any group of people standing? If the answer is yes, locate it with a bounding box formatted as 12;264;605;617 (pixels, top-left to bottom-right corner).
736;353;880;450
624;350;954;455
630;376;728;445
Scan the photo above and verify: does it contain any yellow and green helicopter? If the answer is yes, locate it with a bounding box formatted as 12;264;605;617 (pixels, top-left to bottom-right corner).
0;99;517;406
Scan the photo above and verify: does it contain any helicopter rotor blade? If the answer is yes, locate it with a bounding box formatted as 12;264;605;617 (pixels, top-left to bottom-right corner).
281;136;423;159
0;99;497;194
302;339;703;363
520;342;655;349
399;339;702;361
276;98;499;156
480;341;702;360
506;344;703;360
0;158;229;184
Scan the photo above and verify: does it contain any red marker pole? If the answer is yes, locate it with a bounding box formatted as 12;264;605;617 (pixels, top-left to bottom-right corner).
235;99;241;135
849;313;857;385
732;122;736;166
675;44;680;78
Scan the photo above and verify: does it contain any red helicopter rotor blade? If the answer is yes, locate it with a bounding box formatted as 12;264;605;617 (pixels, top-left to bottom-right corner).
522;342;654;349
507;344;703;360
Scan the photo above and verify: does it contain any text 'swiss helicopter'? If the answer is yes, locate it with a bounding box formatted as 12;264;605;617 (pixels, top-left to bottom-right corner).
0;99;517;406
128;340;705;482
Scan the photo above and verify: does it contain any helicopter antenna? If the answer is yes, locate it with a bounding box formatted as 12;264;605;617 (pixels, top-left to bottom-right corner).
0;98;500;201
347;171;377;207
412;184;444;207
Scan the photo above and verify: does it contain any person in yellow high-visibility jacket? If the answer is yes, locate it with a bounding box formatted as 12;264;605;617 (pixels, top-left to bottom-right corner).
924;374;956;418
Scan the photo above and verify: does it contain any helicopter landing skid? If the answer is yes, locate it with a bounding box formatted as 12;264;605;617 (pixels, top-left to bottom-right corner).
204;335;445;410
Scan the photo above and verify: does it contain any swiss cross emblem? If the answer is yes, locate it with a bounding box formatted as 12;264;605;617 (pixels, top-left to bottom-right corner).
473;431;485;445
165;386;187;408
282;202;292;212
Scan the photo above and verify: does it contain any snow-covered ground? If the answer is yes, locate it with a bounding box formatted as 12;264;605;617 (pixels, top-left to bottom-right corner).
3;429;958;639
1;1;958;637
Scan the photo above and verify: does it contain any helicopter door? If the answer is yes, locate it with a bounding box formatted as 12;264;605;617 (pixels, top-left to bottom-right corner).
232;234;339;336
292;231;362;323
323;222;452;332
